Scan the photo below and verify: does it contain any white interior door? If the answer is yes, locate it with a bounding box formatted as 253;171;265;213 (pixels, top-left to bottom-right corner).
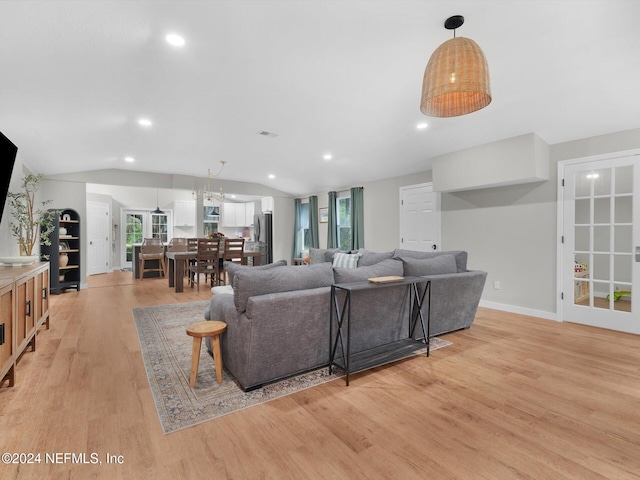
399;183;440;251
561;155;639;333
87;201;110;275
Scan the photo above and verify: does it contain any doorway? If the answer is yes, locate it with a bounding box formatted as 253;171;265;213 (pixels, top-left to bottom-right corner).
560;153;639;333
87;201;110;276
399;183;441;251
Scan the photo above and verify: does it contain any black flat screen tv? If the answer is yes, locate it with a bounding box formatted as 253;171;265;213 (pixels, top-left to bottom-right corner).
0;131;18;226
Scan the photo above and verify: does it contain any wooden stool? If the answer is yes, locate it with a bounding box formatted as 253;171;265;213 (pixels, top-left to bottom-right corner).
186;321;227;387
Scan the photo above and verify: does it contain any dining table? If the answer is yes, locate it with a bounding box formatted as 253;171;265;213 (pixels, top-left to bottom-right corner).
166;250;262;293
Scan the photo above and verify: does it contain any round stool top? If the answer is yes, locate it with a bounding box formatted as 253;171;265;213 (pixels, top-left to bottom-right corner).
186;320;227;338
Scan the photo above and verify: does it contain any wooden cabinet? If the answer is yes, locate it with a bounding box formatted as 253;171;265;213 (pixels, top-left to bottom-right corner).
0;262;50;388
42;208;81;294
0;279;15;387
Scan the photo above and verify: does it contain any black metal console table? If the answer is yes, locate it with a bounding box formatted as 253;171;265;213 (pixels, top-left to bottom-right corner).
329;276;431;386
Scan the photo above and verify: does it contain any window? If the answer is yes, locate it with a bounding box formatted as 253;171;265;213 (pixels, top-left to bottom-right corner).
337;195;351;250
151;213;169;243
297;201;310;253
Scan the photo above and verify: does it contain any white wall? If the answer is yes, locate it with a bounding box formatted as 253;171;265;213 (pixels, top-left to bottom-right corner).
441;127;640;317
304;171;432;252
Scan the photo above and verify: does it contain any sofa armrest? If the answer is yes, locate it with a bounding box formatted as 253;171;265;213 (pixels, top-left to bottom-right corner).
416;270;487;336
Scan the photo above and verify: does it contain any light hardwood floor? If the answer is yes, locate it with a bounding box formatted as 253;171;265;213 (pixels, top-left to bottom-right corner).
1;271;639;479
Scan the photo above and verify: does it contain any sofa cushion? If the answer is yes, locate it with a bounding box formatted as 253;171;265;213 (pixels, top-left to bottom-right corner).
323;248;342;262
393;249;468;273
233;262;334;313
400;254;457;277
225;259;287;285
309;248;327;264
334;258;403;284
332;252;361;269
357;250;394;266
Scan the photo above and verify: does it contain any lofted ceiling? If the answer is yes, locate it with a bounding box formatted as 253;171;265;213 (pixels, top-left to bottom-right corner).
1;1;639;196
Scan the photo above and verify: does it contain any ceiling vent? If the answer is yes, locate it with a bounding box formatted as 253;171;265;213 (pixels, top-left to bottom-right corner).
258;131;279;138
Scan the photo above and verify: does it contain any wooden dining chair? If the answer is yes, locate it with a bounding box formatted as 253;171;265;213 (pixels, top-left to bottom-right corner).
188;238;222;291
220;238;245;285
168;237;188;252
168;237;189;275
139;238;166;280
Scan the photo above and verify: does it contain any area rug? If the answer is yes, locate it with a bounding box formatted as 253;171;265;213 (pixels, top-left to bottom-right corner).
132;301;451;434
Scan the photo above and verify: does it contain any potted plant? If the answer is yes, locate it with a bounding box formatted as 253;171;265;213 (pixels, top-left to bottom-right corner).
7;174;56;257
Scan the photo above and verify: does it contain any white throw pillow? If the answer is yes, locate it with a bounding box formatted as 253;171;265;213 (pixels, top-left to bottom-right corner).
332;252;361;269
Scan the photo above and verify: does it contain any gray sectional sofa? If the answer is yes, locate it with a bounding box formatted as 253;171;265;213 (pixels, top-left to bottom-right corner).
204;249;487;391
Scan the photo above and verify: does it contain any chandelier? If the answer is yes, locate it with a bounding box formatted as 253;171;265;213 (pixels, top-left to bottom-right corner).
421;15;491;117
192;161;226;202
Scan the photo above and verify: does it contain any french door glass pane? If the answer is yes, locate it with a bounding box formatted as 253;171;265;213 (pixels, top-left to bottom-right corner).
573;165;633;312
151;214;168;243
125;214;143;263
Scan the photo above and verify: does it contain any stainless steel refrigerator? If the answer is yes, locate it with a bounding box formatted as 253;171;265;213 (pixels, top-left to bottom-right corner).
253;213;273;264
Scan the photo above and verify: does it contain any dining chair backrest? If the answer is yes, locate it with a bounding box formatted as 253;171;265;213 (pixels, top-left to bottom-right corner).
168;237;188;252
224;238;245;264
187;238;199;252
196;238;221;266
141;237;163;255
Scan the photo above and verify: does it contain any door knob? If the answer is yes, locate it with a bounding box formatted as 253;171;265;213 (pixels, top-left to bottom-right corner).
432;244;437;251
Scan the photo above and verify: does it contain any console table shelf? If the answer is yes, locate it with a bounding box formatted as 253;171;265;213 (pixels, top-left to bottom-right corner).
329;276;431;386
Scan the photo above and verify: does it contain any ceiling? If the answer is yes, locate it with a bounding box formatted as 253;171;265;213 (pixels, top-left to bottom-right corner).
1;1;639;196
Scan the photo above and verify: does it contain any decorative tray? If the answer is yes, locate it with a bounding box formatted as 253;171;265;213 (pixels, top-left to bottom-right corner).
368;276;404;284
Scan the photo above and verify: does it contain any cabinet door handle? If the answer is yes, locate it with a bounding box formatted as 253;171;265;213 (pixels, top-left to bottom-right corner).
0;323;5;345
26;300;31;317
43;287;48;300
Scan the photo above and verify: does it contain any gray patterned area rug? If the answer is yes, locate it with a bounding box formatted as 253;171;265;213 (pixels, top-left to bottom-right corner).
132;301;451;434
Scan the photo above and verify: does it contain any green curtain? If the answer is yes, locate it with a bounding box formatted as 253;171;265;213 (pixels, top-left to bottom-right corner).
308;195;319;249
327;191;338;248
350;186;364;250
293;198;301;258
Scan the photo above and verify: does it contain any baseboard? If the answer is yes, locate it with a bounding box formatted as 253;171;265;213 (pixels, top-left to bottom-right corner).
479;300;559;322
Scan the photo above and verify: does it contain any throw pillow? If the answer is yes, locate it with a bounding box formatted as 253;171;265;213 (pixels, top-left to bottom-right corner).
332;252;361;269
333;258;403;284
400;254;457;277
225;259;287;285
233;262;334;313
393;249;468;273
357;250;394;266
323;248;342;262
309;248;327;264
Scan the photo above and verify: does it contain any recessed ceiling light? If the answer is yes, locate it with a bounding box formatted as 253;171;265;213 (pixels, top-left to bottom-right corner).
125;156;135;163
268;174;276;179
323;154;333;160
165;33;186;47
230;194;237;199
416;123;428;130
138;118;153;127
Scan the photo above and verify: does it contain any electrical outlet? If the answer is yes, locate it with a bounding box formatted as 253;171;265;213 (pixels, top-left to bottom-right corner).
494;281;501;290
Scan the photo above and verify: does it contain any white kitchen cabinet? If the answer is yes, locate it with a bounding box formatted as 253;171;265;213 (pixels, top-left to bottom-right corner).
245;202;255;226
174;200;196;226
261;197;273;213
223;202;255;227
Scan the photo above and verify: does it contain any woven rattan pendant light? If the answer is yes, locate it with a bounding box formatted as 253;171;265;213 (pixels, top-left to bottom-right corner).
421;15;491;117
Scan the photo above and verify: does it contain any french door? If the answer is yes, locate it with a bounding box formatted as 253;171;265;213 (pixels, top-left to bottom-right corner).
121;210;172;267
561;154;639;333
